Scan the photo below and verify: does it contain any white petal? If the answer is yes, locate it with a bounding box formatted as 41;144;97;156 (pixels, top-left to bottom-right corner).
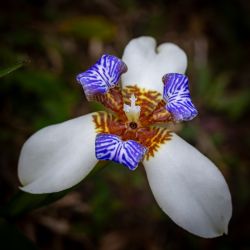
121;36;187;94
18;113;98;194
143;133;232;238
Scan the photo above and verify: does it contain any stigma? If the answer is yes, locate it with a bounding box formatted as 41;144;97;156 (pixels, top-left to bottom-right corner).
123;94;141;122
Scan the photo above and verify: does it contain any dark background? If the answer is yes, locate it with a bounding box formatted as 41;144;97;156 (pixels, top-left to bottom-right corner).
0;0;250;249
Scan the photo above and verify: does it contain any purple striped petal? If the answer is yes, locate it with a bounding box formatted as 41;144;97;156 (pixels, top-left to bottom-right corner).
76;54;127;100
163;73;198;121
95;133;147;170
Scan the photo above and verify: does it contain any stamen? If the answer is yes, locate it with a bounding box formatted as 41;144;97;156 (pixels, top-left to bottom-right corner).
123;94;141;122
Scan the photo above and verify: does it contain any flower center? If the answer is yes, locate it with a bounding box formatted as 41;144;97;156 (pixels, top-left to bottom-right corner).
92;86;173;160
129;121;138;129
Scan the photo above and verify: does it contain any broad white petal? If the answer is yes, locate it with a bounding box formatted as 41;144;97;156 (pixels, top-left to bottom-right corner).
143;133;232;238
18;113;98;194
121;36;187;94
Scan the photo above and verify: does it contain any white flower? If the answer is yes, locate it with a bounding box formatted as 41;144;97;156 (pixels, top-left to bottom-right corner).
18;36;232;238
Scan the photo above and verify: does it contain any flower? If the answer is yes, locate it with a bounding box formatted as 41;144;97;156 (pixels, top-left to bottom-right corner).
18;36;232;238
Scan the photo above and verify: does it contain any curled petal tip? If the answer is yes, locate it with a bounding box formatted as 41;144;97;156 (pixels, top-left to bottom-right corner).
76;54;127;100
163;73;198;121
95;133;147;170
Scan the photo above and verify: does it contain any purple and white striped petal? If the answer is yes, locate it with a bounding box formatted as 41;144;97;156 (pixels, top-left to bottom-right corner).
76;54;127;100
163;73;198;122
95;133;147;170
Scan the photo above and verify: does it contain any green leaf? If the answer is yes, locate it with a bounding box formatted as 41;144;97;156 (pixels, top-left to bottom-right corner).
0;61;27;77
0;218;37;249
0;190;70;219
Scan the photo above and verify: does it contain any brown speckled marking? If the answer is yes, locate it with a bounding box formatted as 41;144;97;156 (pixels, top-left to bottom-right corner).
138;127;172;160
92;85;173;161
91;86;126;117
92;111;126;136
92;112;172;160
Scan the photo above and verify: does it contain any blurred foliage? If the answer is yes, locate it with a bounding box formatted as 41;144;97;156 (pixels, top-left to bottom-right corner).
0;218;37;250
196;67;250;120
0;190;70;219
58;16;117;41
0;0;250;249
0;61;26;78
1;69;78;129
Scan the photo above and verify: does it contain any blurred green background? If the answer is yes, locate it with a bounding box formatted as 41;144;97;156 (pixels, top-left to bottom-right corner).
0;0;250;249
